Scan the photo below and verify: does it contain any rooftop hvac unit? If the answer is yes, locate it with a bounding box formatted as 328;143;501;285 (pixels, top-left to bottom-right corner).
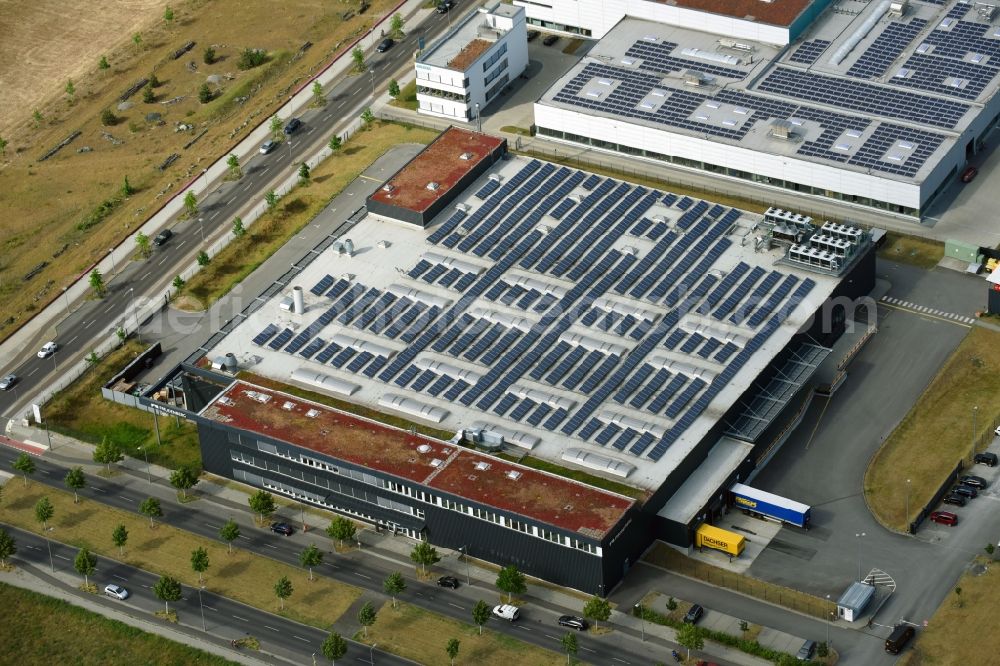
888;0;907;17
769;120;795;141
719;38;754;52
978;4;997;21
459;152;474;161
683;70;706;86
426;181;440;191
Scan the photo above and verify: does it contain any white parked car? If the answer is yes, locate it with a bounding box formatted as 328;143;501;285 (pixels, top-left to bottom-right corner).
104;584;129;600
37;341;58;358
492;604;520;621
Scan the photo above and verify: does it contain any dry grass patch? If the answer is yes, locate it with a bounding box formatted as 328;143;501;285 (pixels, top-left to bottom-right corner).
44;340;201;471
0;480;362;627
898;557;999;666
0;0;400;344
865;326;1000;530
877;232;944;269
177;122;437;309
0;582;239;665
356;601;564;666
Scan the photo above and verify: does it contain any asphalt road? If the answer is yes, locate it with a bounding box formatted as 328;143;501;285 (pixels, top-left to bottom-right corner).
0;6;461;422
0;447;707;666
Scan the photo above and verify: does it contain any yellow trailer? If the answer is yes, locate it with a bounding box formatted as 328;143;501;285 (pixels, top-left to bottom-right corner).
695;523;745;557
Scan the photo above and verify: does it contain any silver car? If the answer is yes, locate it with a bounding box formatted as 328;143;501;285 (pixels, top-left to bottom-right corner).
0;374;18;390
104;584;129;600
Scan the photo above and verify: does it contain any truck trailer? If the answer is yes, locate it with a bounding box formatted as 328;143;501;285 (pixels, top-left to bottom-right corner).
694;523;746;557
730;483;811;528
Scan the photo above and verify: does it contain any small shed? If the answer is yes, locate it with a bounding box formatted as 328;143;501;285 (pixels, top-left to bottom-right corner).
836;581;874;622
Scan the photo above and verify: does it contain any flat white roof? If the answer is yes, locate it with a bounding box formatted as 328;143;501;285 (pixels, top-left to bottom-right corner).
657;437;753;524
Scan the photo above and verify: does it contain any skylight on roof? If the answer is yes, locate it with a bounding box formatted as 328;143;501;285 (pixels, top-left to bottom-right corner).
887;153;904;162
597;78;613;86
845;128;863;138
916;42;932;54
706;100;721;109
833;142;853;152
642;35;657;42
621;57;636;66
695;113;710;121
734;106;749;115
650;89;667;97
586;90;604;99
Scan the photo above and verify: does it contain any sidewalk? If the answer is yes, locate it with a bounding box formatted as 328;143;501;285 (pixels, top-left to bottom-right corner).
2;420;790;665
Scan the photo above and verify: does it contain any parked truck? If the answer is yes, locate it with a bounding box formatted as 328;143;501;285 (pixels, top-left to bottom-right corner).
694;523;746;557
730;483;811;528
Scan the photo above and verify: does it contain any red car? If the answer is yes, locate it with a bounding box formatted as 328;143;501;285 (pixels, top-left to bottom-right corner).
961;166;978;183
929;510;958;526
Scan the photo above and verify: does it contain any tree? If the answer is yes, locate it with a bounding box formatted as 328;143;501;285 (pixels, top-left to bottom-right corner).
183;190;198;217
666;596;678;611
357;601;376;637
136;232;151;258
226;153;242;179
197;251;210;267
112;523;128;556
0;136;7;156
322;632;348;665
65;79;76;100
676;623;705;661
132;33;143;50
561;632;578;665
232;216;246;237
388;79;400;99
64;467;86;503
93;438;122;474
298;162;311;184
142;83;155;103
445;638;460;665
0;527;15;567
100;108;117;126
328;135;342;153
269;115;284;140
274;575;293;610
351;46;365;72
582;595;611;628
361;107;375;129
817;641;829;658
326;516;356;547
89;268;106;298
237;48;267;70
264;190;279;210
496;565;526;603
203;46;216;65
85;351;100;367
198;83;213;104
383;571;406;607
149;72;160;88
99;55;110;70
472;599;490;635
169;465;198;499
139;497;163;528
12;453;35;486
172;275;186;290
410;540;440;575
300;544;323;581
219;518;240;554
249;490;276;524
390;13;405;38
164;6;174;24
122;174;135;196
35;497;54;530
74;547;97;587
153;575;182;615
191;546;209;584
115;326;127;347
312;81;326;107
986;543;996;556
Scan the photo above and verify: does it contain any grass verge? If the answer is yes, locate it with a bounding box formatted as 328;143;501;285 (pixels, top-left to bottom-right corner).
877;231;944;269
177;121;437;309
643;542;836;620
45;340;201;472
513;455;648;501
500;125;532;137
0;582;238;665
0;480;362;628
389;80;418;111
356;601;563;666
898;556;998;665
865;326;1000;530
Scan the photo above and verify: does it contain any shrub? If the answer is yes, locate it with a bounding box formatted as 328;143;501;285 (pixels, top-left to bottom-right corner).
100;109;118;126
237;48;267;70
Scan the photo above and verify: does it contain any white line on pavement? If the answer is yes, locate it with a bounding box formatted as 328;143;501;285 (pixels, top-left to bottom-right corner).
292;636;310;643
67;335;77;344
611;658;629;664
238;535;251;540
517;626;531;631
93;487;105;493
27;368;37;377
104;304;115;313
157;256;167;266
114;575;128;581
55;554;70;560
581;647;596;653
354;573;372;580
233;615;249;622
447;603;464;610
227;198;235;206
544;634;558;640
205;524;221;530
264;625;280;632
177;240;186;249
264;544;278;550
27;545;40;550
262;167;270;175
84;320;94;329
118;496;131;501
209;212;218;220
205;606;216;612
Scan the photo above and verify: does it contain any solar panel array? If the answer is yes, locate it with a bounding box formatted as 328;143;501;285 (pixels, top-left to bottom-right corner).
895;51;999;100
788;39;831;65
268;159;823;462
847;19;928;79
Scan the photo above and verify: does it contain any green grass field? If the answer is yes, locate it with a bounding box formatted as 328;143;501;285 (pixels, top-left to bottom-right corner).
0;582;238;665
877;232;944;269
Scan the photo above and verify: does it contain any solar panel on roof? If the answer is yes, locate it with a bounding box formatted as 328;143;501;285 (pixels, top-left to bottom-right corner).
314;341;342;363
492;393;518;416
299;337;326;359
347;351;375;373
595;423;622;446
251;323;279;346
443;379;470;402
267;328;294;350
330;347;356;368
310;274;334;296
393;365;420;387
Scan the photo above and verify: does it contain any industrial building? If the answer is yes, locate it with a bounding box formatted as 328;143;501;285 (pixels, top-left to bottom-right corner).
415;2;528;123
531;0;1000;218
124;128;875;594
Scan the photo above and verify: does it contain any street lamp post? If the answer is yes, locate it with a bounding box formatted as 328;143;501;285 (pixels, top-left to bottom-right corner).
973;406;979;461
370;642;377;665
198;586;207;631
475;103;481;133
138;445;151;483
855;532;866;581
109;248;118;276
198;216;205;242
904;478;911;529
287;139;293;162
825;594;831;649
635;603;645;642
460;545;470;585
370;68;376;102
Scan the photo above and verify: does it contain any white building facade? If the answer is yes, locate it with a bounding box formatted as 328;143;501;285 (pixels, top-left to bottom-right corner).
416;3;529;123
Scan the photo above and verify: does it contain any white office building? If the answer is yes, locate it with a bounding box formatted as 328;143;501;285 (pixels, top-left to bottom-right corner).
416;3;529;123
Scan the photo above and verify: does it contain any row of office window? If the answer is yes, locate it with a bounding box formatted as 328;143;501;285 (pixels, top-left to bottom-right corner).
416;69;470;89
244;437;600;555
482;43;507;72
417;85;471;102
484;59;508;87
485;74;510;102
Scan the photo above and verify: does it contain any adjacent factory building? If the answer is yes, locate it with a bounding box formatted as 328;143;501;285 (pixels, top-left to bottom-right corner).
123;127;875;593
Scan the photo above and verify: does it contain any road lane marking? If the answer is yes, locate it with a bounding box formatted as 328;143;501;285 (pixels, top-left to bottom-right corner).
233;615;249;622
67;335;77;344
118;496;131;501
114;575;128;581
55;554;70;560
205;523;221;529
265;625;280;632
93;487;105;492
262;167;270;175
447;603;464;610
157;257;167;266
209;212;218;220
27;545;40;550
517;626;531;631
141;272;150;280
27;368;37;377
581;647;597;653
238;535;251;540
544;634;558;640
292;635;310;643
354;573;372;580
227;198;235;206
264;544;278;550
104;304;115;313
611;659;629;664
205;606;216;612
177;240;186;249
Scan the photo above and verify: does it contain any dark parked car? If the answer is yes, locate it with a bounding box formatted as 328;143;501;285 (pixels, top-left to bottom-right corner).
557;615;589;631
377;38;394;53
942;493;967;507
527;30;540;42
929;510;958;526
960;475;987;489
796;639;816;661
953;484;978;499
961;166;978;183
683;604;704;624
436;0;455;13
283;117;302;135
974;451;998;467
543;34;559;46
437;575;460;589
153;229;173;246
269;522;294;536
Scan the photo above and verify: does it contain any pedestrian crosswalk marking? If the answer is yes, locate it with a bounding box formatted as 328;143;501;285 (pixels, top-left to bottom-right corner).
880;295;976;325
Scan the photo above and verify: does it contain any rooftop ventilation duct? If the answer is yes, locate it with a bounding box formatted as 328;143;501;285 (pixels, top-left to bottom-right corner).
770;120;795;140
